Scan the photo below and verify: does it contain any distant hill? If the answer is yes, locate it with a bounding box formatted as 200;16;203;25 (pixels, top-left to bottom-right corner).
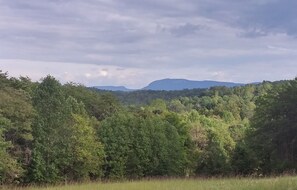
94;79;246;91
143;79;245;91
93;86;133;92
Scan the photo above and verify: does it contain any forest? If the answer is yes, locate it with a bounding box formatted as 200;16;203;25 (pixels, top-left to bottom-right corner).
1;70;297;185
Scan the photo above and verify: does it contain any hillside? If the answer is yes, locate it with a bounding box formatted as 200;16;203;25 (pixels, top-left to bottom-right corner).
94;78;245;91
143;79;244;90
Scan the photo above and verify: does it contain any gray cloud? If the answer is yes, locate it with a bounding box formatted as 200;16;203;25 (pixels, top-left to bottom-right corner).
0;0;297;87
240;0;297;36
238;29;268;38
169;23;205;37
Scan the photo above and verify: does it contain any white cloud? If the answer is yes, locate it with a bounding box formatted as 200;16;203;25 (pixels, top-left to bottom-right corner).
99;69;108;77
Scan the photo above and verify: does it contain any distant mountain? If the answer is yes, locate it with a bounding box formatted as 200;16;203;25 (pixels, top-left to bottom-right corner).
93;86;133;92
93;79;246;91
143;79;245;91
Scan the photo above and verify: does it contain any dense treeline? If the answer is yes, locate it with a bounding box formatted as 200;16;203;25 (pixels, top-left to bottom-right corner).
0;70;296;185
101;88;208;105
98;82;273;106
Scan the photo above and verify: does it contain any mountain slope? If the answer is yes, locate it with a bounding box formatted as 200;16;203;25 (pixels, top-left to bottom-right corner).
143;79;244;91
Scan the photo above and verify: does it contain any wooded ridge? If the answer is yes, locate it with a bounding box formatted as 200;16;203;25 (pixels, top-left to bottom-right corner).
0;70;296;185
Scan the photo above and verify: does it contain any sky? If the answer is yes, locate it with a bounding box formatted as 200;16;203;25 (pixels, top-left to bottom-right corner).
0;0;297;88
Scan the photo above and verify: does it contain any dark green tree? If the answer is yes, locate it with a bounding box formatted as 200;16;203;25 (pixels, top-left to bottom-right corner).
0;116;21;184
64;83;120;120
0;71;34;183
249;79;297;173
29;76;69;183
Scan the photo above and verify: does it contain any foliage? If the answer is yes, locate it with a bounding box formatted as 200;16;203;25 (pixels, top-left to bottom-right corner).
29;76;104;183
248;79;297;173
0;70;296;185
0;71;34;183
0;117;22;184
99;111;189;179
64;84;120;120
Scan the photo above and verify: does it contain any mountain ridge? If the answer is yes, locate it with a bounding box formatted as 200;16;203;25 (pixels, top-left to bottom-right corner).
94;78;247;91
143;78;245;91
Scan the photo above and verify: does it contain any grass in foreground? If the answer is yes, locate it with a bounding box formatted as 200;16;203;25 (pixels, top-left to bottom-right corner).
5;176;297;190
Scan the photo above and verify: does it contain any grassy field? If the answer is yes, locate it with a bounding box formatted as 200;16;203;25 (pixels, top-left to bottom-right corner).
5;176;297;190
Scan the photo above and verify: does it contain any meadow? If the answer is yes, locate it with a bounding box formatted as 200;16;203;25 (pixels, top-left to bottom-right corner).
5;176;297;190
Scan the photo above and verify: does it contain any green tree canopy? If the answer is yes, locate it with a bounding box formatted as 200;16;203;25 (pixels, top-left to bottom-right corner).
249;79;297;173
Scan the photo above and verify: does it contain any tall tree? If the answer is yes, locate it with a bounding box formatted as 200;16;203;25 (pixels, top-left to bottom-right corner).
0;71;34;183
63;84;120;120
0;116;21;184
29;76;69;183
29;76;105;183
249;79;297;173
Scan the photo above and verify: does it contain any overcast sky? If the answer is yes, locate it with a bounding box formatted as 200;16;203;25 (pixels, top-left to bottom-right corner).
1;0;297;88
